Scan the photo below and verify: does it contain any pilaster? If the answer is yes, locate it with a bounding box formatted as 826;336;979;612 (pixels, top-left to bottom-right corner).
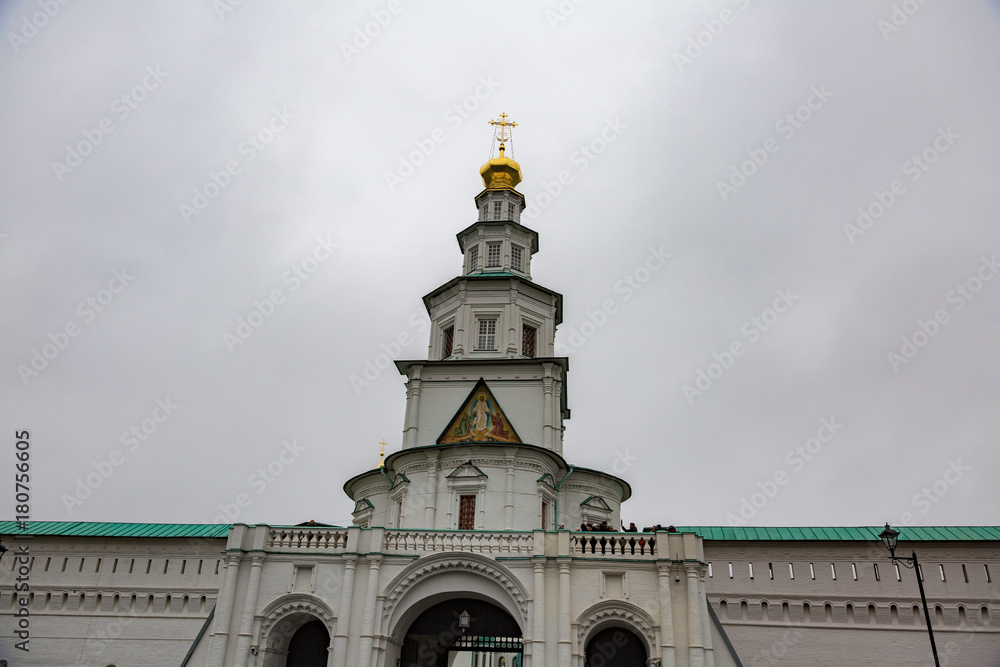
356;555;383;664
330;555;358;667
685;562;706;667
656;558;677;667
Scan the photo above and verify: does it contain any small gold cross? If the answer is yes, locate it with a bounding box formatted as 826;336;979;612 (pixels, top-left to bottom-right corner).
489;112;518;144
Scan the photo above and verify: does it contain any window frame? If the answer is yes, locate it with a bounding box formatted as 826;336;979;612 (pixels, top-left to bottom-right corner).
441;325;454;359
511;245;523;272
476;318;498;351
522;323;537;358
458;494;476;530
486;241;502;268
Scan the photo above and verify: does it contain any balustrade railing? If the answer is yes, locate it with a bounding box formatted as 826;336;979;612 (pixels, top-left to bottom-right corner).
384;530;534;555
570;532;656;558
264;527;659;559
268;528;350;551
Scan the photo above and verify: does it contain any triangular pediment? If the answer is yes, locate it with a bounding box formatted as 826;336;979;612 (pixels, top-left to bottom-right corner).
581;495;612;511
446;461;488;479
437;378;522;445
353;498;374;513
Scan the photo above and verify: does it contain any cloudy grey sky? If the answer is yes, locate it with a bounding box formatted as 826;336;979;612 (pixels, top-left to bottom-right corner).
2;1;999;531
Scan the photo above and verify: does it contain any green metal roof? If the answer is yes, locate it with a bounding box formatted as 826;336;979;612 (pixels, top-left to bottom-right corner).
1;522;997;542
675;526;1000;542
0;521;230;539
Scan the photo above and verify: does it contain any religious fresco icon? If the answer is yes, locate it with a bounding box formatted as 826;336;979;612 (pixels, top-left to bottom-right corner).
437;378;522;445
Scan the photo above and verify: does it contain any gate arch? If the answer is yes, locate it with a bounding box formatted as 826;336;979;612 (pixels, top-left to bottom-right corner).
576;600;657;660
256;593;336;661
381;552;529;638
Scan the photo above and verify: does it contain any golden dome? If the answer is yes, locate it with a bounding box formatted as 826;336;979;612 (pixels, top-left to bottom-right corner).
479;144;523;190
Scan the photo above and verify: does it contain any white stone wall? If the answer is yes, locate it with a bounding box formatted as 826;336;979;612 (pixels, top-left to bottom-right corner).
0;534;225;666
4;528;999;666
702;541;1000;665
203;526;724;667
346;444;627;533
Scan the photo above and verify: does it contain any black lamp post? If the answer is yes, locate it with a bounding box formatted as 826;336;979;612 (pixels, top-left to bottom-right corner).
879;523;940;666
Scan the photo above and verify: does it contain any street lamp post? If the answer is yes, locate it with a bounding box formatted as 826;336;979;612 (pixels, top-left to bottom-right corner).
879;523;940;667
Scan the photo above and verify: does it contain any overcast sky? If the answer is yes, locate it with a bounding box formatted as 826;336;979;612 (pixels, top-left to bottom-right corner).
2;1;999;531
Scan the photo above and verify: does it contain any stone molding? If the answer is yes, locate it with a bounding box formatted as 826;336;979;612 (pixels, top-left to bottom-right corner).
563;482;622;502
397;456;547;476
711;595;1000;630
380;552;530;627
575;598;659;657
257;593;337;649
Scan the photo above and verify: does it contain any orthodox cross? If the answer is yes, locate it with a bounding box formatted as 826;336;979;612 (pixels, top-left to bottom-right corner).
378;439;387;468
489;112;517;144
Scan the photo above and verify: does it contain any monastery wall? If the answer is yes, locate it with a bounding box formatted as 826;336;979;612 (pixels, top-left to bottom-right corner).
0;534;225;666
703;540;1000;665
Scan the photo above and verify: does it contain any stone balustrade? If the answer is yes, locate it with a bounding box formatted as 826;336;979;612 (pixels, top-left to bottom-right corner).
383;529;534;555
262;526;671;560
569;531;657;559
268;527;350;551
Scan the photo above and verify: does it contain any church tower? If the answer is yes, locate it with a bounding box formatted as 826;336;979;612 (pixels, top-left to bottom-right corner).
344;114;631;533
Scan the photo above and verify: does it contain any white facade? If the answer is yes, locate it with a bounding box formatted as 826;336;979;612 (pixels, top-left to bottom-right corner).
3;145;999;666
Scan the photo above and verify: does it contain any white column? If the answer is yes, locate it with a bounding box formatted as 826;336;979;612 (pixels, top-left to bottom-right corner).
553;380;563;456
700;574;716;667
403;377;422;447
504;456;516;529
531;559;546;666
558;559;572;666
685;564;705;667
210;554;242;667
656;561;676;667
370;597;385;667
356;556;383;663
233;554;265;667
542;374;554;450
331;555;358;667
424;453;439;528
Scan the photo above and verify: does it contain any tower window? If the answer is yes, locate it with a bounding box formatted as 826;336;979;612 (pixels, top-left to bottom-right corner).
442;326;454;359
522;325;536;358
486;242;501;267
477;319;497;350
459;495;476;530
511;245;523;272
468;246;479;272
493;201;502;220
508;202;515;220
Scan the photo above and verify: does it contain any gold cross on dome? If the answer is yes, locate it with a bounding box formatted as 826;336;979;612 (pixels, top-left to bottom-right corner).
378;439;387;467
489;112;518;143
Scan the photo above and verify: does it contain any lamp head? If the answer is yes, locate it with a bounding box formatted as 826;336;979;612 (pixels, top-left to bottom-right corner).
879;523;899;557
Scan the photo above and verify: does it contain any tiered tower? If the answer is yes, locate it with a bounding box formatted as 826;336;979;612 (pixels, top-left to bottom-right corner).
344;114;631;533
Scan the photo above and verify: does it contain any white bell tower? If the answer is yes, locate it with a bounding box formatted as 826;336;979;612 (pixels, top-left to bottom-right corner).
397;113;568;454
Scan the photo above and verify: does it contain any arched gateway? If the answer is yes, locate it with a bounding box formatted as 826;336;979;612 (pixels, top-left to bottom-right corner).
584;627;647;666
400;597;522;667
